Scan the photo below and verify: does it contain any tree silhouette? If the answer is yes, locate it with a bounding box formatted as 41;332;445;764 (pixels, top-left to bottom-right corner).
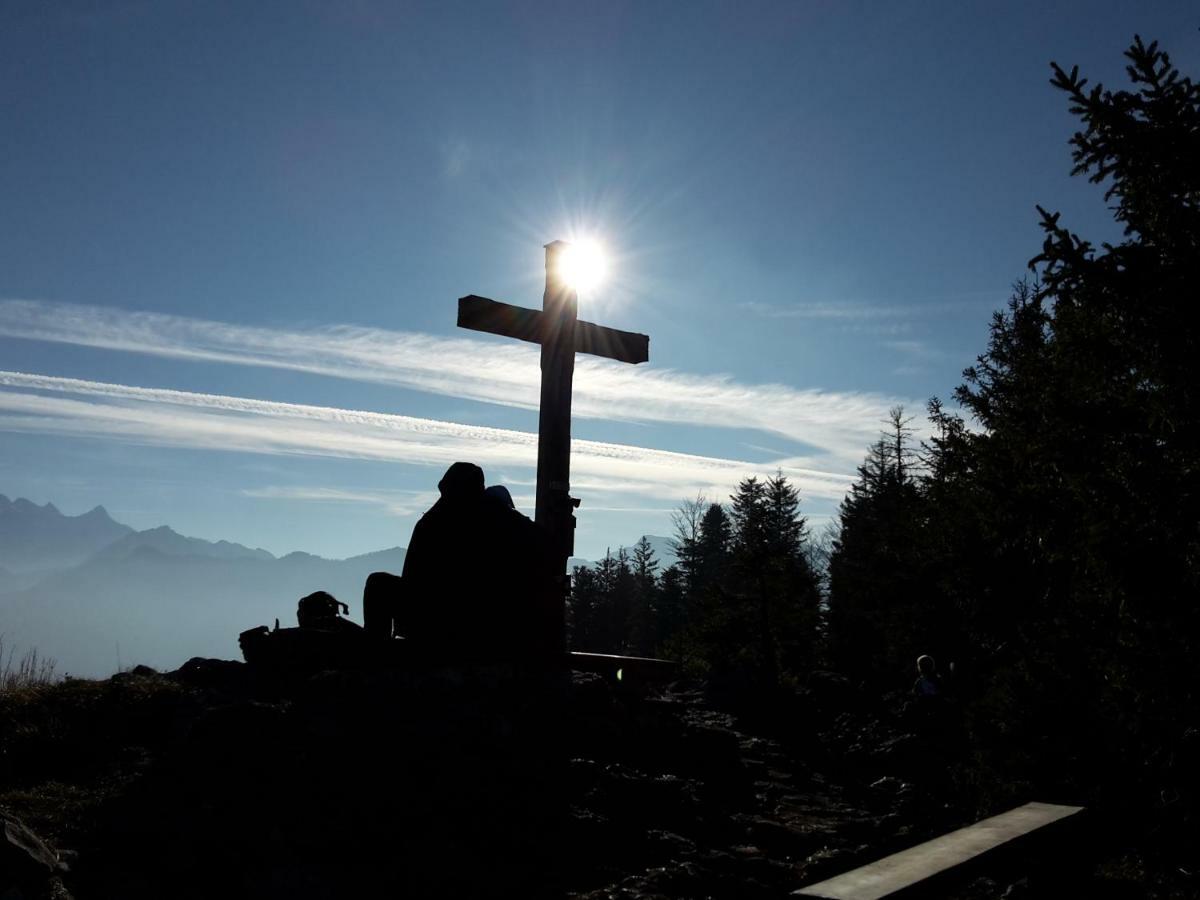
828;408;939;687
628;536;660;656
715;475;822;686
921;36;1199;821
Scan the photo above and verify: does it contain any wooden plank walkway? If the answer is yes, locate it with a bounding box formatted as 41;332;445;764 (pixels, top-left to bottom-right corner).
793;801;1084;899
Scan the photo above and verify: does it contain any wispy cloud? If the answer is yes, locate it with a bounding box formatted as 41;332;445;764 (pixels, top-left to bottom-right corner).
882;338;945;376
0;299;917;471
883;339;943;361
740;294;1001;321
0;371;856;504
240;486;437;517
835;322;915;337
740;300;925;320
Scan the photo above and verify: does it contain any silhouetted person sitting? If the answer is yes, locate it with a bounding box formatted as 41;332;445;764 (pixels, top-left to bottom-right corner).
363;462;553;662
484;483;516;509
481;481;558;654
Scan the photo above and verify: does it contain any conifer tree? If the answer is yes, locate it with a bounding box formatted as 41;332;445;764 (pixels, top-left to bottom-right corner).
717;474;822;686
923;36;1199;815
828;409;935;687
669;499;735;673
655;564;688;652
764;473;823;675
628;536;660;656
696;502;732;590
567;563;605;651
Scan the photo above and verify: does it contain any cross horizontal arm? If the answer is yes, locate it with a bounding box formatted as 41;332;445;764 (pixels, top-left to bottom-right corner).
575;319;649;365
457;295;543;344
458;295;649;365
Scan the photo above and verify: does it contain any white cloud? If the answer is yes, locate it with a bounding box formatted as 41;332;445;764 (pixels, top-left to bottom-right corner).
0;370;856;504
0;299;918;472
740;300;923;320
240;486;437;517
883;339;942;360
740;294;1000;321
883;339;945;375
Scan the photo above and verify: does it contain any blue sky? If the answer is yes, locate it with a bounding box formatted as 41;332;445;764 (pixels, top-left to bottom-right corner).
2;1;1197;560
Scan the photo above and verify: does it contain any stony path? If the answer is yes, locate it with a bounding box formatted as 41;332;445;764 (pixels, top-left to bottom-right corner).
565;685;914;899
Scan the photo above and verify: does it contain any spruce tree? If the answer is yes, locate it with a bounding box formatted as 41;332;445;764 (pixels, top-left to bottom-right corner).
721;475;822;686
655;565;688;653
628;536;660;656
696;502;732;589
670;499;735;674
828;410;934;687
924;36;1199;817
568;563;604;651
764;473;823;676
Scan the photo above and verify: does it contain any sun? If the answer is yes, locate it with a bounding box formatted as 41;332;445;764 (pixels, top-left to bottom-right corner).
557;239;608;293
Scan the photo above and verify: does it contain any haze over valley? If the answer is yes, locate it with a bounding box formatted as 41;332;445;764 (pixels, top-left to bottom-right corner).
0;493;672;676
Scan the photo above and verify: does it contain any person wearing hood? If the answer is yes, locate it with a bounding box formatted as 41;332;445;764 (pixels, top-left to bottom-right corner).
365;462;551;660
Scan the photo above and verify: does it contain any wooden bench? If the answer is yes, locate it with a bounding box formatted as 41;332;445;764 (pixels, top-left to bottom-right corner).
793;801;1085;899
568;650;678;686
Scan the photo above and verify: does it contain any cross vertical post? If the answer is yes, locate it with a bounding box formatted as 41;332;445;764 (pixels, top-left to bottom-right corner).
456;241;650;654
535;241;579;622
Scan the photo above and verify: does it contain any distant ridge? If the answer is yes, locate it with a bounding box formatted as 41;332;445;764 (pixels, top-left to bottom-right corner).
0;493;403;569
0;493;133;574
95;525;276;563
0;491;417;675
344;545;408;565
0;489;656;676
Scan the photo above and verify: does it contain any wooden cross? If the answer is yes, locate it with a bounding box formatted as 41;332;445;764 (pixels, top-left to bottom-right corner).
457;240;650;646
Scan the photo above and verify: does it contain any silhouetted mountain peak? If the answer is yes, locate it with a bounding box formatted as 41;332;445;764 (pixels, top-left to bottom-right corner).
0;493;135;573
1;495;114;524
101;526;276;563
281;550;323;562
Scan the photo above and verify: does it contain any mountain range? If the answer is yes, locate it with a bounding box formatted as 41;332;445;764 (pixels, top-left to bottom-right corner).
0;495;133;583
0;495;406;676
0;494;673;677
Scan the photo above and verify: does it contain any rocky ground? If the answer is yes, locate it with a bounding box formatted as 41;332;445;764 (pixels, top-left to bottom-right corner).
0;658;1189;898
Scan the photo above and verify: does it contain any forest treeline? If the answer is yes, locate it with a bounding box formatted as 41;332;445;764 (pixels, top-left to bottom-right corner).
569;474;822;687
568;36;1199;832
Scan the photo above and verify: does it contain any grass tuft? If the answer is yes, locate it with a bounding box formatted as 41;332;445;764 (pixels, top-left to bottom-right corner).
1;636;59;692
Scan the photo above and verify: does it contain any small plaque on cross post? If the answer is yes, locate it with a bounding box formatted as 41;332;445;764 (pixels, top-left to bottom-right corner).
457;241;650;652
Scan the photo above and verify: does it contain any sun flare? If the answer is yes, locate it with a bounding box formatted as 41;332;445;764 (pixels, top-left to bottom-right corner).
557;239;608;293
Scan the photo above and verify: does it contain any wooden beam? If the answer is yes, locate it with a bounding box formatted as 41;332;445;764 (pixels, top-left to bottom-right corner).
793;801;1085;899
575;319;649;365
568;651;678;684
458;295;649;365
457;295;543;344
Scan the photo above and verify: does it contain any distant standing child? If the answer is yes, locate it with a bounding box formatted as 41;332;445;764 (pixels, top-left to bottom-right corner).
912;654;940;698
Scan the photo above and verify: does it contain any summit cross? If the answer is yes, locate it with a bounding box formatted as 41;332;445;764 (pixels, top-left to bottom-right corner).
457;241;650;643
